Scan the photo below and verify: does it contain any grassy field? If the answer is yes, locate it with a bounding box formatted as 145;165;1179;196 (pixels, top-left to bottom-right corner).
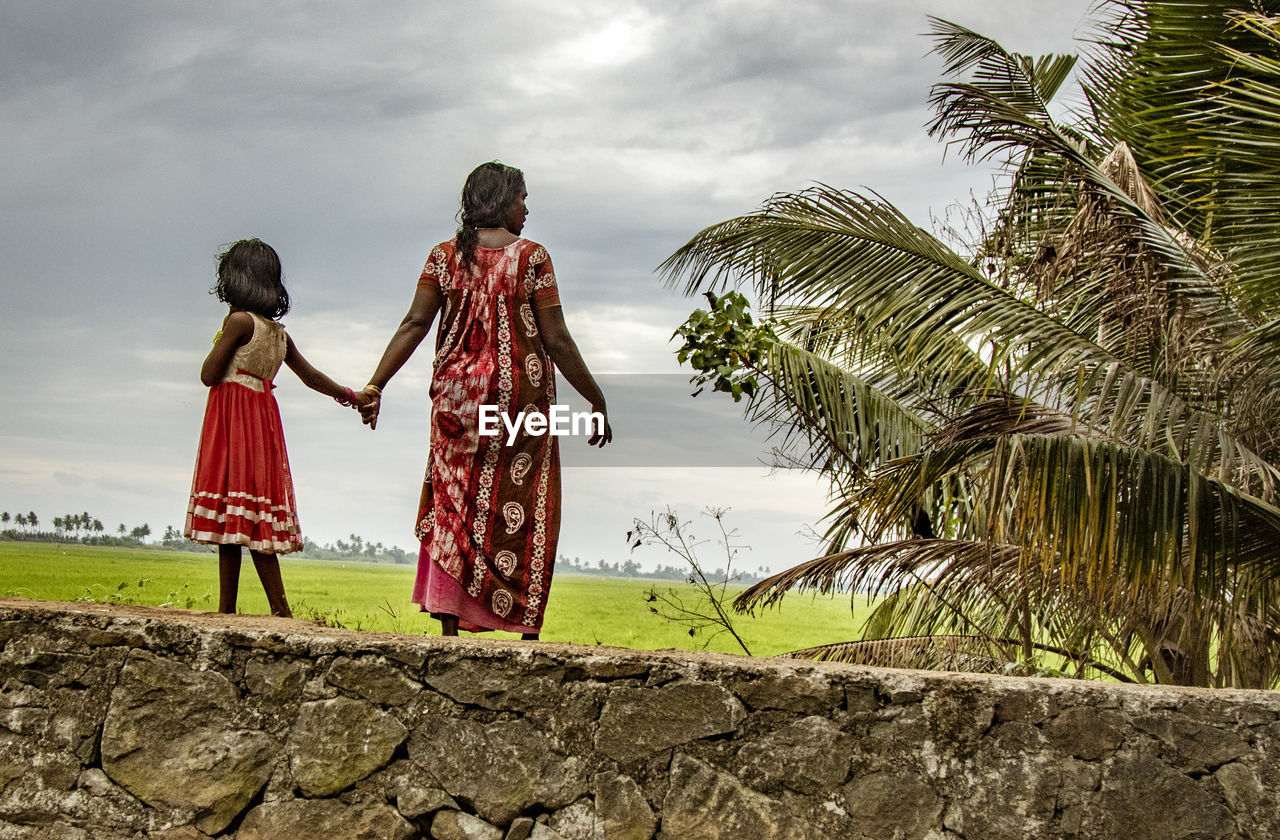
0;542;870;657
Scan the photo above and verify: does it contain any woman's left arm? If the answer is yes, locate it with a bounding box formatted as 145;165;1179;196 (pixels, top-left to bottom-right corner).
534;304;612;447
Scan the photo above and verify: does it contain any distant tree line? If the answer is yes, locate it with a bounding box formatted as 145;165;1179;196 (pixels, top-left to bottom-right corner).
2;509;759;580
557;554;773;585
0;509;415;564
298;535;414;565
2;510;153;546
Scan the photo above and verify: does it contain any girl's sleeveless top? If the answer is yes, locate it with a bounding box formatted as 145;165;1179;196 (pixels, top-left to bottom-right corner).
221;313;287;390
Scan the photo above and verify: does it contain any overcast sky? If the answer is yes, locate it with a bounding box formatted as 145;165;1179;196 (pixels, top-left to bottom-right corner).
0;0;1095;573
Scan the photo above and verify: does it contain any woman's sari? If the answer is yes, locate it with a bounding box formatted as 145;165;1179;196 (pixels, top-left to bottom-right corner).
411;237;562;632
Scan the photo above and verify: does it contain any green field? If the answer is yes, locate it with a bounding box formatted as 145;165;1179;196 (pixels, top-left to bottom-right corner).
0;542;870;657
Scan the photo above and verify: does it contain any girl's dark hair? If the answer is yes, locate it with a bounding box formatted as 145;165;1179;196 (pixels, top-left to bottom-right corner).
456;161;525;269
212;239;290;319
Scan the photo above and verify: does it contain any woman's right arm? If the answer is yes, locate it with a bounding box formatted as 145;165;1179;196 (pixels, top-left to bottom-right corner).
360;285;443;428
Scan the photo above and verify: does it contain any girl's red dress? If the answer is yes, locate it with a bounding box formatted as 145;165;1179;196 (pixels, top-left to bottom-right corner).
184;312;303;553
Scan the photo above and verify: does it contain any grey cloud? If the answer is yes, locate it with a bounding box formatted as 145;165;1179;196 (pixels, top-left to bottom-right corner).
0;0;1096;560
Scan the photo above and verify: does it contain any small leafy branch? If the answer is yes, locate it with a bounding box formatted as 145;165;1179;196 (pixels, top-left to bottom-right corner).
630;507;753;655
673;290;776;402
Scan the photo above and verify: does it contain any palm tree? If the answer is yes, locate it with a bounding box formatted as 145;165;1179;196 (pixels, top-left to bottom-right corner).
1;512;9;529
662;2;1280;688
26;512;37;533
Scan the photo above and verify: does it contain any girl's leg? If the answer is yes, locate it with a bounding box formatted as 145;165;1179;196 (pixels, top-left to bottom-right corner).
249;550;292;618
218;544;242;614
521;632;540;641
439;613;459;636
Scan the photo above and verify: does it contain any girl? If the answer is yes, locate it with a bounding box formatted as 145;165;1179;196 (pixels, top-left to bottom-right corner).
184;238;367;617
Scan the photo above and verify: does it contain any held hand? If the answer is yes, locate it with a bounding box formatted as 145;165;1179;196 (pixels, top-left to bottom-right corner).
358;386;382;430
333;386;362;409
350;389;378;409
588;405;612;448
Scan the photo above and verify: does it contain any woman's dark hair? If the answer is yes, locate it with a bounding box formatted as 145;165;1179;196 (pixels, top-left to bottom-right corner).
456;161;525;269
212;239;290;319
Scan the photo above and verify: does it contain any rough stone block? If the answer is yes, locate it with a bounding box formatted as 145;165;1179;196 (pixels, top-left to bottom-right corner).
548;798;599;840
506;816;536;840
243;656;307;703
1095;753;1235;840
1045;706;1124;760
409;714;587;825
424;656;564;711
237;798;416;840
431;809;505;840
1134;715;1250;772
394;783;457;819
99;650;275;835
660;754;819;839
594;772;656;840
597;682;745;762
529;823;568;840
943;721;1060;840
739;715;852;795
845;769;942;839
733;671;843;715
287;695;408;797
326;655;421;706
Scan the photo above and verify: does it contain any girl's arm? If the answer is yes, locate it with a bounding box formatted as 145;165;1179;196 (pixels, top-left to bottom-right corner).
200;311;254;386
359;285;443;429
532;304;612;447
283;335;366;404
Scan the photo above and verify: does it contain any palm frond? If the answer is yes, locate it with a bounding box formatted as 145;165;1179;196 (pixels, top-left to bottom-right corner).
930;26;1240;339
742;335;932;485
926;16;1081;162
1081;1;1280;314
781;635;1015;674
854;432;1280;592
659;185;1109;378
735;538;1023;613
781;634;1134;681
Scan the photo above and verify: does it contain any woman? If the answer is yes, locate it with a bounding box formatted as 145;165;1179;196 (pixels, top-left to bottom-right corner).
360;162;611;640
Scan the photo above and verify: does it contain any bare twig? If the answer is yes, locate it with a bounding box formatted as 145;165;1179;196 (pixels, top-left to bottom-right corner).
631;507;753;655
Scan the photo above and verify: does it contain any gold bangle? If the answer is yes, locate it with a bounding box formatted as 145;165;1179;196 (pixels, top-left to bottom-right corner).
364;383;383;396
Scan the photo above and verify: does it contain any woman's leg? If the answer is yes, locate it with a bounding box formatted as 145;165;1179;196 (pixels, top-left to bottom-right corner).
521;632;539;641
249;550;292;618
439;613;459;636
218;544;242;614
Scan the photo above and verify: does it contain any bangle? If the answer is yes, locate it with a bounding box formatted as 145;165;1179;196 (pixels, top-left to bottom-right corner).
364;383;383;396
334;386;357;407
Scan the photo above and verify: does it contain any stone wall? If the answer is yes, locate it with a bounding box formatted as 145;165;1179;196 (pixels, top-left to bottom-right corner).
1;598;1277;840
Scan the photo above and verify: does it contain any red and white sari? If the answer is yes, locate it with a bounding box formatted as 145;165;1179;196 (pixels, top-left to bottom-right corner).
412;238;562;632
